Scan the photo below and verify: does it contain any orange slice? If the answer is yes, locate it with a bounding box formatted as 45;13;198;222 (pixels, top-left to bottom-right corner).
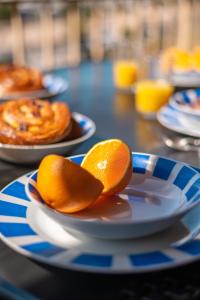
37;154;103;213
81;139;132;195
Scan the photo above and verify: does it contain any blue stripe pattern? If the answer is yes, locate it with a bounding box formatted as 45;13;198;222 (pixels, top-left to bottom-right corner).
32;172;37;181
185;178;200;200
129;251;172;266
70;156;84;165
181;91;191;103
22;242;65;257
174;89;200;106
79;120;87;129
133;154;150;174
174;166;196;190
72;254;112;267
172;89;200;116
196;89;200;97
0;201;27;217
2;181;30;201
0;223;36;237
193;194;200;202
177;240;200;256
153;158;176;180
193;167;200;173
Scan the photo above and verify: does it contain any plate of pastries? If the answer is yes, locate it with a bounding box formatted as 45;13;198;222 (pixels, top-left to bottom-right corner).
0;64;68;100
0;98;95;163
160;47;200;87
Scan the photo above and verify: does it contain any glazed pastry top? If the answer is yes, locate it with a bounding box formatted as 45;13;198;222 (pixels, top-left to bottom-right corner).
0;99;72;145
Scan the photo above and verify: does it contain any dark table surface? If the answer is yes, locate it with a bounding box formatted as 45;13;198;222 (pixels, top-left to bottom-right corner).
0;61;200;300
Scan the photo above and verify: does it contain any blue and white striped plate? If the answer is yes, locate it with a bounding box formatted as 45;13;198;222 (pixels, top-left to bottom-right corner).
157;105;200;138
1;154;200;273
170;89;200;117
0;74;68;101
42;74;68;98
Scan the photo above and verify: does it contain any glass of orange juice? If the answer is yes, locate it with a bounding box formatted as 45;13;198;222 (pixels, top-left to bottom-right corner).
135;80;174;119
113;60;138;90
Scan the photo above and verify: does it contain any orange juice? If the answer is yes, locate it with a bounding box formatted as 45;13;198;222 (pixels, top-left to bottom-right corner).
135;80;173;118
191;47;200;71
113;60;138;89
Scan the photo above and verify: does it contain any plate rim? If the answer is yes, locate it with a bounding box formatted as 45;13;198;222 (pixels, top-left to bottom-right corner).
1;153;200;274
1;226;200;275
157;105;200;138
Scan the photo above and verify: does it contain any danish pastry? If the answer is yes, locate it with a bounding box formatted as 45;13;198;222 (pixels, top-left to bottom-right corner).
0;65;43;96
0;99;72;145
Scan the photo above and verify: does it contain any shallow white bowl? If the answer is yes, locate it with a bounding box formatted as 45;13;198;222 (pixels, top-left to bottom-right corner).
25;153;200;240
0;113;95;164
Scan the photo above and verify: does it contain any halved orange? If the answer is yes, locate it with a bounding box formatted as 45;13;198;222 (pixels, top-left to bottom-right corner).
37;154;103;213
81;139;132;195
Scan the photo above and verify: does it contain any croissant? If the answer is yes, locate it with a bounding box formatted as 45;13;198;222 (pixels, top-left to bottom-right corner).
0;65;43;96
0;99;72;145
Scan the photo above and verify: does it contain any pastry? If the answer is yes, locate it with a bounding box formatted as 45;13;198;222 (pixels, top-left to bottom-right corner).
0;99;72;145
0;65;43;96
160;47;200;73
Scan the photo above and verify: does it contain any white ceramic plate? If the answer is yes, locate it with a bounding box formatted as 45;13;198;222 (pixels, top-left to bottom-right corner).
157;105;200;138
0;158;200;273
0;113;96;164
26;153;200;240
0;74;68;101
171;70;200;87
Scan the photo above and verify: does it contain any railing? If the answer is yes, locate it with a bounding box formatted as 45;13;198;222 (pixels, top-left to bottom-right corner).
0;0;199;70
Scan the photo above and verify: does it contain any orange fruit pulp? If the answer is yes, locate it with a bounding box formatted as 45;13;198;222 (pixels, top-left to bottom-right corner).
81;139;132;195
37;154;103;213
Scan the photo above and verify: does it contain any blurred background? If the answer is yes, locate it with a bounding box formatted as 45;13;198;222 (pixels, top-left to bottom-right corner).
0;0;199;71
